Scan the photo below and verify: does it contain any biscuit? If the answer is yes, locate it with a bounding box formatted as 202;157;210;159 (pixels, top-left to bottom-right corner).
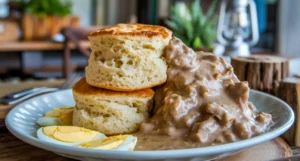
86;23;172;91
72;78;155;135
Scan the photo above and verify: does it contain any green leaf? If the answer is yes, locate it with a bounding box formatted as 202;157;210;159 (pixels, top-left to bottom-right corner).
192;37;202;48
165;20;179;31
23;0;72;17
174;2;191;21
37;12;47;18
191;0;200;22
194;17;204;38
206;0;217;21
169;14;186;32
183;20;193;40
41;1;47;10
205;16;218;46
200;25;216;48
166;0;217;48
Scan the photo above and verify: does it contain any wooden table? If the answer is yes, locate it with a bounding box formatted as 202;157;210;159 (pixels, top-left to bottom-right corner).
0;80;64;124
0;80;296;161
0;41;90;78
0;41;89;52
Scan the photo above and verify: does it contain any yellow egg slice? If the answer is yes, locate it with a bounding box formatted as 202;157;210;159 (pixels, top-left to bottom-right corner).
37;126;106;146
114;135;137;151
37;107;73;126
78;135;137;151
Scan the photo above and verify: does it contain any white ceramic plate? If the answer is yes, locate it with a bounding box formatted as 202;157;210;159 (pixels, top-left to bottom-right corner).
5;89;294;161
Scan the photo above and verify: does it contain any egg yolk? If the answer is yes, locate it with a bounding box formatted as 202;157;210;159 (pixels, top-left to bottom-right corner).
43;126;99;143
78;135;129;150
45;107;73;125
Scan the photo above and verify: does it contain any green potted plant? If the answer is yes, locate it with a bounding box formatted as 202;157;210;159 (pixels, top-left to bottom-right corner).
165;0;218;51
10;0;80;40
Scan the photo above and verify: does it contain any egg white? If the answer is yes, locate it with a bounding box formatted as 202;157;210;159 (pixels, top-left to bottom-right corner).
77;135;138;151
37;107;74;127
36;127;106;146
114;135;137;151
37;117;62;127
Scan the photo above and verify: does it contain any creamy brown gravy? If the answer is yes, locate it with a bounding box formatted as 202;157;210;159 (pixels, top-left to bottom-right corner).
134;37;272;151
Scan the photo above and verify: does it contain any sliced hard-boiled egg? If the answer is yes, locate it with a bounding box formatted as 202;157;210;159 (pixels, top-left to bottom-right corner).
37;117;61;127
37;107;73;126
77;135;137;151
114;135;137;151
37;126;106;146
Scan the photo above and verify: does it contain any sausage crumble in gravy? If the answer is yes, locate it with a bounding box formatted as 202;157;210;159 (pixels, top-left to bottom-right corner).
135;37;272;150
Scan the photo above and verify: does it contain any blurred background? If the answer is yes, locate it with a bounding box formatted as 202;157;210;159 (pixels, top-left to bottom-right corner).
0;0;298;82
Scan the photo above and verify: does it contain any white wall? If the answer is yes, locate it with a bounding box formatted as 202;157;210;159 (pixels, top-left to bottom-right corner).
158;0;169;17
71;0;93;26
278;0;300;56
106;0;136;25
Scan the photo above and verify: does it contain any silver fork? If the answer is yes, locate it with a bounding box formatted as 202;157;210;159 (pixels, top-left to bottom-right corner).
59;74;82;90
0;74;82;105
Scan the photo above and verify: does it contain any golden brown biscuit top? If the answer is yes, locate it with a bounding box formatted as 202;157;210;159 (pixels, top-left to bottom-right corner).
73;78;155;98
89;23;172;39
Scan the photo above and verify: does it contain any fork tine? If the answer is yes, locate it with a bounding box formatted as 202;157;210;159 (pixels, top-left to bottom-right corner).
60;74;82;89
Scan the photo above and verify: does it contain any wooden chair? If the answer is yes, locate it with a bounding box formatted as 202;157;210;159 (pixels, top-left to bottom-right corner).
61;26;102;78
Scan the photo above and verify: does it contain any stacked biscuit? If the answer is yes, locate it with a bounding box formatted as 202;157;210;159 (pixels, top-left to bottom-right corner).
72;24;172;135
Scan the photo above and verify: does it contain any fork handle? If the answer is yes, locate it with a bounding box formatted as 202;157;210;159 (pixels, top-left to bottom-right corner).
0;88;59;105
3;87;47;99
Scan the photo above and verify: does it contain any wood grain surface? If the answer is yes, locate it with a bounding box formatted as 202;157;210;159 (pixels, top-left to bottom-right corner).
0;128;74;161
231;55;289;95
217;138;292;161
277;78;300;146
0;41;89;52
0;80;64;125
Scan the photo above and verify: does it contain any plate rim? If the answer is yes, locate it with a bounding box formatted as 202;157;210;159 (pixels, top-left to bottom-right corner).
5;89;294;159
